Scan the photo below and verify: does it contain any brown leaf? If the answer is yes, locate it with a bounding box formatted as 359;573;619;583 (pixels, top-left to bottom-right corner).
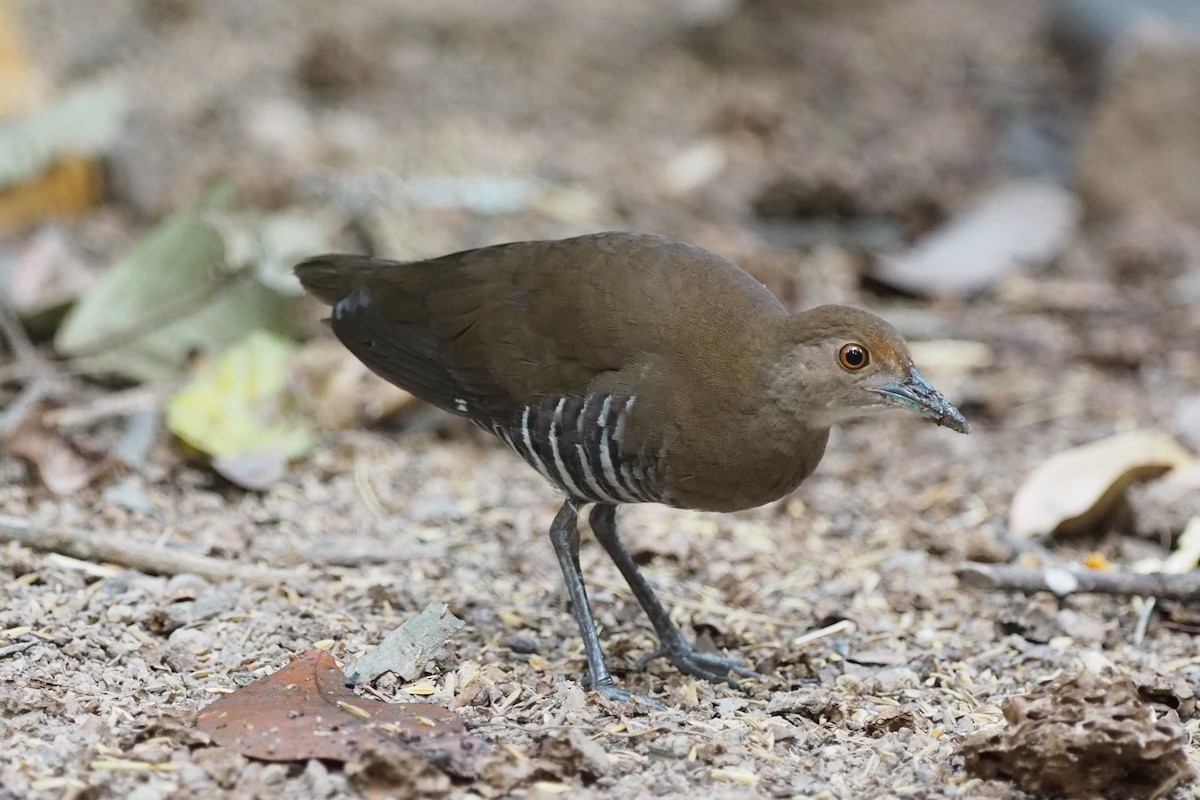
4;226;96;318
0;156;103;232
960;672;1194;800
195;649;487;777
4;409;115;495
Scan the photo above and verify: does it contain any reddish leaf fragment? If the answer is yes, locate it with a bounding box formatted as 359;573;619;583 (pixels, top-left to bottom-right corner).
196;650;486;776
5;409;116;494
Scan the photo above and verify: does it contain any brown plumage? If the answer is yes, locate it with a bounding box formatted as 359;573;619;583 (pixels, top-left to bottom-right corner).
295;231;967;706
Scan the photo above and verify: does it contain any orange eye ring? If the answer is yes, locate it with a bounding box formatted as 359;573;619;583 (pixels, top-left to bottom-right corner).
838;343;870;371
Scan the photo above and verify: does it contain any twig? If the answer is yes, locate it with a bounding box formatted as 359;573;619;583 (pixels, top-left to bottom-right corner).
1131;597;1157;645
792;619;855;649
955;563;1200;601
0;638;37;658
0;295;37;362
0;513;296;587
0;296;56;437
43;385;166;430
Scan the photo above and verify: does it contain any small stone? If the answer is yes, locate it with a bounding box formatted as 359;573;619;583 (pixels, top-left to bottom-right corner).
873;667;921;695
501;634;540;654
647;734;692;759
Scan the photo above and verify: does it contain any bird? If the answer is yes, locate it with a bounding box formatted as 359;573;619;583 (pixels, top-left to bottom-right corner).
295;231;968;706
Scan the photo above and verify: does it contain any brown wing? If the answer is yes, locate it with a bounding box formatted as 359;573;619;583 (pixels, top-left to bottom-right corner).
295;232;783;419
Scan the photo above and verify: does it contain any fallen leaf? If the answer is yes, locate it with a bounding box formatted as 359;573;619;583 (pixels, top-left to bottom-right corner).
166;331;318;487
1161;517;1200;575
4;409;114;495
347;601;465;684
195;649;486;775
1009;430;1196;538
960;672;1194;799
874;179;1080;296
55;207;317;383
711;766;760;786
211;448;289;492
0;155;103;231
0;79;125;190
291;338;417;429
2;226;96;321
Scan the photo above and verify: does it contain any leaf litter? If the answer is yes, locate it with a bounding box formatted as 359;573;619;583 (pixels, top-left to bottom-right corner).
347;601;466;685
3;2;1200;799
196;649;488;777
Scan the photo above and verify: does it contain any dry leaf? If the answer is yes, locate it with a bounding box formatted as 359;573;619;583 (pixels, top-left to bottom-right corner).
195;649;487;776
166;331;318;485
0;155;102;231
1161;517;1200;575
54;208;314;383
211;448;289;492
291;338;417;429
874;180;1080;296
1009;430;1196;538
4;410;114;495
960;672;1194;799
347;601;465;685
3;226;96;319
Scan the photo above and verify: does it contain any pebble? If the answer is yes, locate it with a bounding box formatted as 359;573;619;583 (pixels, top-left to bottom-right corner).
502;633;540;654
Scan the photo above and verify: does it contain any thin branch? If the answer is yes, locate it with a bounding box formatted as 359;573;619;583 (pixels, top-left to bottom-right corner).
0;513;296;588
0;295;38;362
0;296;56;437
955;563;1200;602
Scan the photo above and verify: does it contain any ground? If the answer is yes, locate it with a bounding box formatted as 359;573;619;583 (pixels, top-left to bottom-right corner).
2;0;1199;798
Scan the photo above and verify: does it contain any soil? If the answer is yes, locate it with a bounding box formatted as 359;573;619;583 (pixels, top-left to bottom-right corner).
2;1;1199;798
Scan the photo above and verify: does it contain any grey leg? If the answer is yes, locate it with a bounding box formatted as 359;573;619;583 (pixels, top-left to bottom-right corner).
589;504;760;686
548;501;662;708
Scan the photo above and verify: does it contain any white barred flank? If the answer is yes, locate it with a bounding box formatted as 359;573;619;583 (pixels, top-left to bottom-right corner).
493;393;659;504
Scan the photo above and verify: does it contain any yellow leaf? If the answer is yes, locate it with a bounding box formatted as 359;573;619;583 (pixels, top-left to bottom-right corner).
167;331;317;462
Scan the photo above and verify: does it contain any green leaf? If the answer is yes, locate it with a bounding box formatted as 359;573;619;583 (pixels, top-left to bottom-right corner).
54;209;316;383
0;79;126;189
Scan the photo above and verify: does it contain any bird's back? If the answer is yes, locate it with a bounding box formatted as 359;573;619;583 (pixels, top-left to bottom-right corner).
295;232;785;418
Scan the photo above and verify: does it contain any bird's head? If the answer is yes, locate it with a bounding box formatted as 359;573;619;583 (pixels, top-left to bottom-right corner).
767;305;969;434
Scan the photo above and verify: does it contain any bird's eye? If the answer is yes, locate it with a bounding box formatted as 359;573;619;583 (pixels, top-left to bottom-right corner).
838;343;869;371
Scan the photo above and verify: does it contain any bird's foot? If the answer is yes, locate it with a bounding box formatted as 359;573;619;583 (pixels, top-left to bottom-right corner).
636;642;761;687
590;678;668;711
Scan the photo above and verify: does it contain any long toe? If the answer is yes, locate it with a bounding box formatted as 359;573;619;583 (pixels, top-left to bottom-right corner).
592;680;668;711
641;643;763;686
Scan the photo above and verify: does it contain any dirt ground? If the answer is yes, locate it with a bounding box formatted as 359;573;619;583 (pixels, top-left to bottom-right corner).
3;0;1200;798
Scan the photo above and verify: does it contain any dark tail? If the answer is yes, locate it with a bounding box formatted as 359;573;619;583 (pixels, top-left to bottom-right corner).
294;255;393;305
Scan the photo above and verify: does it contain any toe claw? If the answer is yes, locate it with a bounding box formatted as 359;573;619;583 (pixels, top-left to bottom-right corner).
639;641;762;687
591;680;667;711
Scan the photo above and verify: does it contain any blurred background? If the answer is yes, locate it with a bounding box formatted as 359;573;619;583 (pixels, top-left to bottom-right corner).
4;0;1199;496
2;0;1200;796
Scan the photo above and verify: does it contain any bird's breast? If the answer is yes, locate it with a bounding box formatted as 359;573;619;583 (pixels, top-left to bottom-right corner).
661;420;830;513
